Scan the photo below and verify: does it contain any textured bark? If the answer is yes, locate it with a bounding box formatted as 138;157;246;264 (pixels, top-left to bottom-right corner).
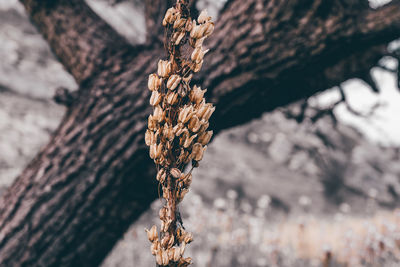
0;0;399;266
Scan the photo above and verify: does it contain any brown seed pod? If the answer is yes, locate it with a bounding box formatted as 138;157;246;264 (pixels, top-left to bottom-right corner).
197;10;211;24
156;249;163;265
150;91;162;106
191;143;207;161
145;225;158;242
170;168;181;179
178;105;194;123
148;73;162;91
166;91;179;105
162;249;170;266
167;74;182;90
188;115;201;132
158;60;172;77
197;130;213;145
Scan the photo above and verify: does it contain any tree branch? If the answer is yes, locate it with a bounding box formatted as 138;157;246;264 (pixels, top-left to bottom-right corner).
20;0;131;84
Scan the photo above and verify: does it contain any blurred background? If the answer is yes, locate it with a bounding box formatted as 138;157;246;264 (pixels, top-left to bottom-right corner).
1;0;400;266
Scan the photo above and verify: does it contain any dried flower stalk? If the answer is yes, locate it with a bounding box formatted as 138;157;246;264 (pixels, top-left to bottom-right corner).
145;1;215;266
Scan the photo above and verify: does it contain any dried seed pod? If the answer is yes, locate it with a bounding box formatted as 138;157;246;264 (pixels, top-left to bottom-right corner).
203;21;215;37
198;130;213;145
157;169;167;183
177;188;189;202
167;74;182;90
173;31;186;45
178;105;194;123
193;60;203;72
149;144;157;159
156;249;163;265
178;257;192;267
189;85;206;105
183;232;193;244
198;10;211;24
150;91;162;106
166;91;179;105
155;143;163;159
190;20;205;39
163;123;175;141
191;47;209;64
194;37;205;48
150;240;160;255
158;60;172;77
183;134;197;148
162;249;170;266
188;115;201;132
174;18;187;29
153;105;165;123
148;73;162;91
145;225;158;242
191;143;207;161
199;119;209;133
145;130;154;146
170;168;181;179
173;246;181;262
161;233;175;249
173;123;184;135
200;105;215;121
159;206;167;221
182;173;192;187
163;7;178;26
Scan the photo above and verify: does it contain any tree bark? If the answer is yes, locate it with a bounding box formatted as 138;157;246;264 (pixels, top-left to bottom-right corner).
0;0;399;265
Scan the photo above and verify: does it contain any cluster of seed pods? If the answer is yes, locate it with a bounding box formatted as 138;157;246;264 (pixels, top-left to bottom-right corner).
145;1;214;266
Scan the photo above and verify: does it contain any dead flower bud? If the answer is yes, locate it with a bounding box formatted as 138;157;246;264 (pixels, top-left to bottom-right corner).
155;143;163;159
145;225;158;242
149;144;156;159
178;105;194;123
188;115;201;132
170;168;181;179
150;90;162;106
191;143;207;161
191;47;209;64
158;60;172;77
167;74;181;90
198;10;211;24
148;73;162;91
198;130;213;145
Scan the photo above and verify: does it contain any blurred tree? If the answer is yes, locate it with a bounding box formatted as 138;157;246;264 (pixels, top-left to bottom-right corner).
0;0;399;265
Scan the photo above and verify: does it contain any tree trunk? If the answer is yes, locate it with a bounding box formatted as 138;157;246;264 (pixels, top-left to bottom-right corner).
0;0;399;265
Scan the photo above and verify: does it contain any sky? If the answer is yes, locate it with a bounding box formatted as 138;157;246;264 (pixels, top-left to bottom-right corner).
313;56;400;147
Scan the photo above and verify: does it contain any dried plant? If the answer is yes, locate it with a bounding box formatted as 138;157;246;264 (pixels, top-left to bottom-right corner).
144;1;215;266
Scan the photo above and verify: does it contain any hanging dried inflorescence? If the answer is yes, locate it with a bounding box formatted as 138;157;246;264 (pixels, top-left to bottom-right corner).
144;1;215;266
